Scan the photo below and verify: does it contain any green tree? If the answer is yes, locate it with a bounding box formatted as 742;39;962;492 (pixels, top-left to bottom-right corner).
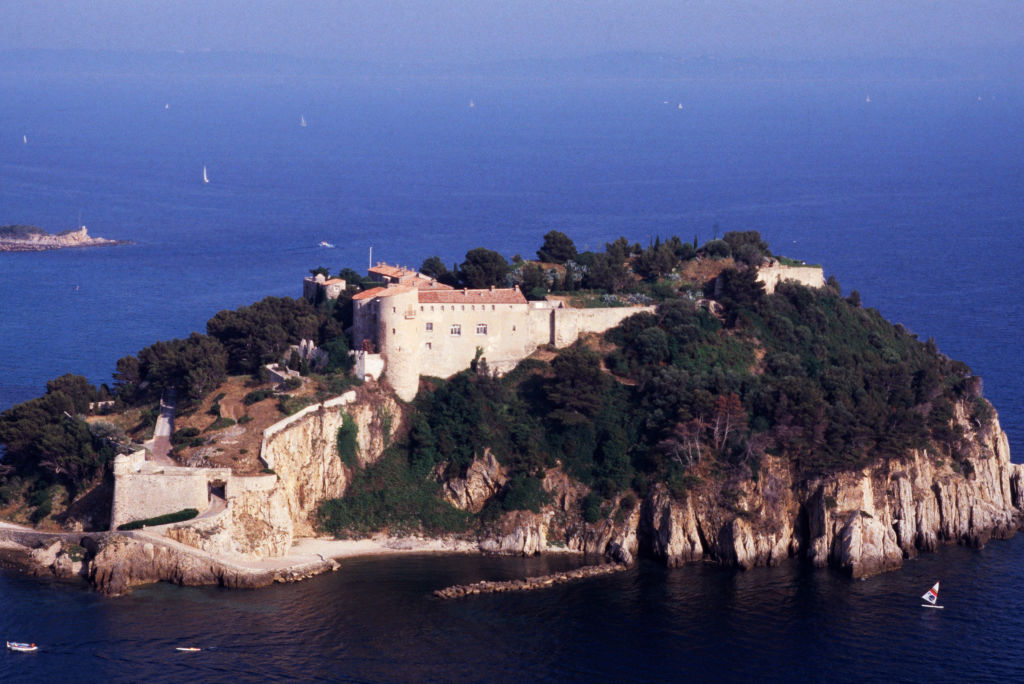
45;374;98;414
583;253;630;292
207;296;321;374
459;248;509;289
546;346;607;423
537;230;578;264
420;256;458;285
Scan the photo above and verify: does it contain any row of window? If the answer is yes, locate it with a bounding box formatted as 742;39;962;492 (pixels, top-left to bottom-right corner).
424;322;489;336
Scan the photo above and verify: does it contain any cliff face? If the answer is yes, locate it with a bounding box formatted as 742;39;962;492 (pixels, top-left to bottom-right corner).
474;407;1022;578
261;386;402;535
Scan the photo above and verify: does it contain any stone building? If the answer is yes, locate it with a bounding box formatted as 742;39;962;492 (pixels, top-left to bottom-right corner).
755;260;825;295
351;265;653;401
302;273;347;302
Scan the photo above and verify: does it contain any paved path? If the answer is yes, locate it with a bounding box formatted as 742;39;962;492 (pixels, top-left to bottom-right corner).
149;389;177;466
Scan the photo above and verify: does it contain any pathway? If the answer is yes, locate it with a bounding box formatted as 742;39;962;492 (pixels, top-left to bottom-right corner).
149;389;177;466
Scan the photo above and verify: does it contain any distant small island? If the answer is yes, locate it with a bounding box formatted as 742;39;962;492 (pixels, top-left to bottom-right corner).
0;225;127;252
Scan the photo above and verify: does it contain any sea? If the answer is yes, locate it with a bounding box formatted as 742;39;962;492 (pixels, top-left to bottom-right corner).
1;56;1023;681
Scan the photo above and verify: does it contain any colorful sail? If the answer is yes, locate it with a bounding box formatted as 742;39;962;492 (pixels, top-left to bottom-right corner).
921;581;940;605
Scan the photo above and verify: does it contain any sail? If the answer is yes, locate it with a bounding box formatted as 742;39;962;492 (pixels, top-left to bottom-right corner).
921;581;940;605
203;166;209;184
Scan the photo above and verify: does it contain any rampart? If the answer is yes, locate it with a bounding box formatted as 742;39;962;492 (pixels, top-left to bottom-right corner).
110;451;231;530
756;262;825;295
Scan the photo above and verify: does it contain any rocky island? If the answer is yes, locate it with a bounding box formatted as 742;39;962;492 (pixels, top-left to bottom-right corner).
0;224;126;252
0;230;1020;595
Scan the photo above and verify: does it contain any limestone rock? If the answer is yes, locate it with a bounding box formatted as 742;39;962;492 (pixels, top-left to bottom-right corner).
260;388;401;536
441;450;507;513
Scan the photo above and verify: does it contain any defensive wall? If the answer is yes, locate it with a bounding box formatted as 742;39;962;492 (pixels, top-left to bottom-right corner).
361;285;655;401
110;450;232;530
756;262;825;295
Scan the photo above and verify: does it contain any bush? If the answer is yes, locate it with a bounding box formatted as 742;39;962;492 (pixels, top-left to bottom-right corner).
317;450;469;537
243;389;275;405
171;427;201;445
204;417;237;432
117;508;199;530
336;413;358;467
581;492;603;523
501;475;551;513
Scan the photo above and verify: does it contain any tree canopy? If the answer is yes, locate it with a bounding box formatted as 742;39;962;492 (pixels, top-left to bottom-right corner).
459;248;509;289
537;230;578;264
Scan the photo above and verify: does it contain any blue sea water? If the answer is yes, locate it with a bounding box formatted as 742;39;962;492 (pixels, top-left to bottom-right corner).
1;64;1023;681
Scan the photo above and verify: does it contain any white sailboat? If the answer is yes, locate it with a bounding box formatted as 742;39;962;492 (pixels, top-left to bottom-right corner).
22;134;27;144
921;581;943;609
202;165;209;184
300;115;307;128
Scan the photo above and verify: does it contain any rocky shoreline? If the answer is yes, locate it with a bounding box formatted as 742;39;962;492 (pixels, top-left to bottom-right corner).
0;528;339;597
0;226;127;252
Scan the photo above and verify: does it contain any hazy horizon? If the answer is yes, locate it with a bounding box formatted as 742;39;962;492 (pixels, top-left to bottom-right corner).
3;1;1023;67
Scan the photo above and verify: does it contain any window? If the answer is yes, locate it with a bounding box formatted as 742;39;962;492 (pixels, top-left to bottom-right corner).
476;323;488;335
426;342;432;350
392;307;396;313
450;323;461;336
425;322;433;332
491;305;496;310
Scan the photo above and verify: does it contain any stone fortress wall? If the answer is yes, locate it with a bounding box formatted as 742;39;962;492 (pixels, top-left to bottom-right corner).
110;450;231;530
756;261;825;295
362;275;657;401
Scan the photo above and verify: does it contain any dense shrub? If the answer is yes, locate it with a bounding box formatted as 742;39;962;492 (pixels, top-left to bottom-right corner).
336;413;358;467
317;450;469;537
117;508;200;530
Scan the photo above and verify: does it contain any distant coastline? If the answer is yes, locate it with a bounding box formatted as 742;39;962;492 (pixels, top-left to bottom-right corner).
0;225;128;252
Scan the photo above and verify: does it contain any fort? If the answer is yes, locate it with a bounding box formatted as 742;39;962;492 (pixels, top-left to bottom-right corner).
352;263;657;401
102;258;826;565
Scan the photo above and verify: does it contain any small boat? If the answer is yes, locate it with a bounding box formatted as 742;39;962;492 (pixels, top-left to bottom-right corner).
175;646;202;652
202;165;210;184
318;241;335;248
7;641;38;653
921;581;943;609
22;135;27;144
300;115;307;127
468;99;475;108
865;95;872;103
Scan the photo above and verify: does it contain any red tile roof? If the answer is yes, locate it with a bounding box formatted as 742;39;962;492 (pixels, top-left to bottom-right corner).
418;288;527;305
369;264;410;279
407;275;454;290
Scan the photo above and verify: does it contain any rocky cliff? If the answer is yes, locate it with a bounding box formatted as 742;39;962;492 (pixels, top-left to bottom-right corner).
467;405;1022;578
261;385;403;535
